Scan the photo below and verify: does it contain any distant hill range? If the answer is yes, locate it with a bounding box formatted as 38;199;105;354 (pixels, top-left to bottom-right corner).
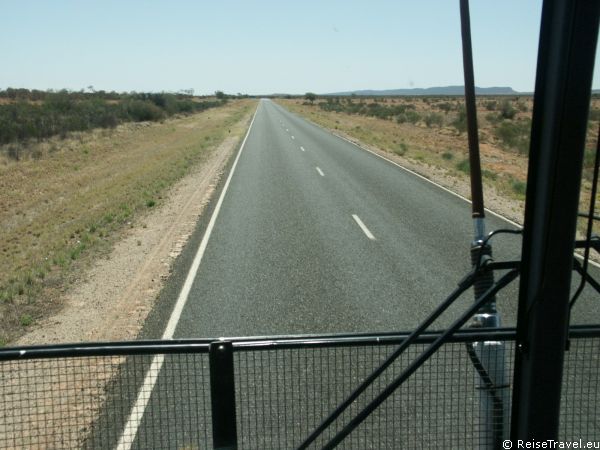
326;86;520;96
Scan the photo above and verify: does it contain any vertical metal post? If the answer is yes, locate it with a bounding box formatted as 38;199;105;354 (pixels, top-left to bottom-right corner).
209;341;238;450
511;0;600;441
459;0;485;228
460;0;508;447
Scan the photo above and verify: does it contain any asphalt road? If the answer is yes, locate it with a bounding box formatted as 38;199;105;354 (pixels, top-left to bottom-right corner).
168;99;597;337
108;99;599;449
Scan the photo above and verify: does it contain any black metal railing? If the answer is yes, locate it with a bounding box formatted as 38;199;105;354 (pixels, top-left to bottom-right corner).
1;327;599;449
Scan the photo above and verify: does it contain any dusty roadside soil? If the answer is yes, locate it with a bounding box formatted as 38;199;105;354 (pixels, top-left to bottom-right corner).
0;108;254;449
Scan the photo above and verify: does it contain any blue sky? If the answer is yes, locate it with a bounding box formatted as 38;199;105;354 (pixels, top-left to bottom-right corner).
1;1;597;95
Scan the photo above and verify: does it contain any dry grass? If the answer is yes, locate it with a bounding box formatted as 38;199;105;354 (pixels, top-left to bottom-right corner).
0;99;257;345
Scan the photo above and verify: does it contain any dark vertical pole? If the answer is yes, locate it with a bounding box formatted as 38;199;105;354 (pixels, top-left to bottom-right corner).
209;341;238;450
459;0;485;226
511;0;599;441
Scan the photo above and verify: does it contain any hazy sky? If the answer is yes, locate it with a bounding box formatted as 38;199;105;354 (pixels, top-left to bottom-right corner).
1;0;598;95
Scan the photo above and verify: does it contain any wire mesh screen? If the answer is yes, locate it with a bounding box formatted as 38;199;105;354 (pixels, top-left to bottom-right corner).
234;340;515;449
0;352;212;450
0;332;598;450
560;335;600;441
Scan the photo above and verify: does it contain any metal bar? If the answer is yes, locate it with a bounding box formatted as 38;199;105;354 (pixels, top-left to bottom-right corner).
574;237;600;250
511;0;600;441
209;341;238;450
0;342;211;360
321;269;519;450
233;328;518;351
459;0;485;224
577;212;600;221
296;270;477;449
2;323;600;362
485;261;520;271
573;259;600;296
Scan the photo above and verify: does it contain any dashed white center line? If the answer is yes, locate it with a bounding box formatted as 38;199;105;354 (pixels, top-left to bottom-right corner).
286;128;289;132
300;146;306;152
291;135;295;140
316;167;324;177
352;214;376;240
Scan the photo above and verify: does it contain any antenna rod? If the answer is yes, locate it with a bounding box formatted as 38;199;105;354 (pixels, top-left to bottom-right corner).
459;0;486;240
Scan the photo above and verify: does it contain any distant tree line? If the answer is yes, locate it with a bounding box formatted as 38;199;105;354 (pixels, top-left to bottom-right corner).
0;89;227;146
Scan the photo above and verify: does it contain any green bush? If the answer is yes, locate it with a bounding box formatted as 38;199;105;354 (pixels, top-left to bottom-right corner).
19;314;33;327
482;169;498;180
485;100;497;111
394;142;408;156
510;178;527;197
405;111;420;124
122;100;164;122
0;89;225;150
499;100;517;120
495;119;531;154
424;113;444;128
456;158;470;174
452;108;467;134
583;147;597;168
442;151;454;160
305;92;317;103
437;102;453;113
485;112;502;124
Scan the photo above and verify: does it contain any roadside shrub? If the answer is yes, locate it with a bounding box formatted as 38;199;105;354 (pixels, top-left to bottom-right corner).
456;158;470;174
424;113;444;128
305;92;317;103
405;111;420;124
582;147;598;181
485;100;497;111
499;100;517;120
583;147;597;168
452;108;467;134
437;102;453;113
0;88;225;149
510;178;527;197
122;100;164;122
442;151;454;160
485;112;502;124
516;101;528;112
482;169;497;180
495;119;531;154
19;314;33;327
394;142;408;156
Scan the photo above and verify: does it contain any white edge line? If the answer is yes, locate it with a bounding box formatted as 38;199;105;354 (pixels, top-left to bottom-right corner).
272;101;600;269
352;214;376;240
333;131;522;229
316;167;324;177
332;132;600;269
115;103;260;450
